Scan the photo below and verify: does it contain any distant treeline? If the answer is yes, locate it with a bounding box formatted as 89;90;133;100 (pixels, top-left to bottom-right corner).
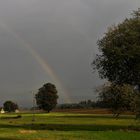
56;100;108;109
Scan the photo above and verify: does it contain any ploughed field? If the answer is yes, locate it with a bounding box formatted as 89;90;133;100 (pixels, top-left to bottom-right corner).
0;111;140;140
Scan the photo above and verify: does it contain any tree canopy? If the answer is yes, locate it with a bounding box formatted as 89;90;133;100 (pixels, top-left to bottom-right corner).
3;101;18;112
93;9;140;117
35;83;58;112
98;83;134;117
93;9;140;87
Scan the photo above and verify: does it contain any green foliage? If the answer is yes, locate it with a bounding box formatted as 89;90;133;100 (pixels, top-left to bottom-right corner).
57;100;96;109
35;83;58;112
93;9;140;117
3;101;18;112
130;90;140;119
93;9;140;86
98;84;134;117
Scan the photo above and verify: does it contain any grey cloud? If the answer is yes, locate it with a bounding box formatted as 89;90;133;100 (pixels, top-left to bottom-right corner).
0;0;139;107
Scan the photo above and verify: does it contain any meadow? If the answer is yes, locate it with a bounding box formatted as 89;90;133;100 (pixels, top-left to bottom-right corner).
0;111;140;140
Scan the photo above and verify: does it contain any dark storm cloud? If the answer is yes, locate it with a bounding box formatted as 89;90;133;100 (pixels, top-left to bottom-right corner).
0;0;139;107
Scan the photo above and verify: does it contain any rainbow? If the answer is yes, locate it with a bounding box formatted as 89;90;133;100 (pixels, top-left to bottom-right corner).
0;22;71;103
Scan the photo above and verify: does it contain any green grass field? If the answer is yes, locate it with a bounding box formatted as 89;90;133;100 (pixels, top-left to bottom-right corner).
0;112;140;140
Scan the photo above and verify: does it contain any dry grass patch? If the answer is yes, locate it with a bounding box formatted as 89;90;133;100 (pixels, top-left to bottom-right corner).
19;130;37;134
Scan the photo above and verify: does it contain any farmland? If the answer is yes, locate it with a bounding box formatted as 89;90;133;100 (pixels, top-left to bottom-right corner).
0;111;140;140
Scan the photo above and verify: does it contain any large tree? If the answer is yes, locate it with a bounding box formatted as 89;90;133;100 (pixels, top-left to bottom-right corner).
93;9;140;88
93;9;140;117
35;83;58;112
3;101;18;112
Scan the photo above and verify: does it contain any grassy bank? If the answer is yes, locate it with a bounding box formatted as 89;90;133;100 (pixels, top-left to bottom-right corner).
0;113;139;140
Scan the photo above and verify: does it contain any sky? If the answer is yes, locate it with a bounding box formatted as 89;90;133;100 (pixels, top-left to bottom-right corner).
0;0;139;107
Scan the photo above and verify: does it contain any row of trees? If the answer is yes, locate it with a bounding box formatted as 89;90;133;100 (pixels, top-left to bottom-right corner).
93;9;140;118
57;100;96;109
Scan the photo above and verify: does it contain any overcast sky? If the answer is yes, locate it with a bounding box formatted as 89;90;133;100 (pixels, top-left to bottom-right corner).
0;0;139;107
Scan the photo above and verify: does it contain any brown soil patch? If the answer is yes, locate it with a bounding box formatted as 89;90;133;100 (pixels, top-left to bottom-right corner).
53;108;134;115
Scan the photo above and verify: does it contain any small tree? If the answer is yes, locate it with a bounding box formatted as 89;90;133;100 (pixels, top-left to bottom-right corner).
3;101;18;112
35;83;58;112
